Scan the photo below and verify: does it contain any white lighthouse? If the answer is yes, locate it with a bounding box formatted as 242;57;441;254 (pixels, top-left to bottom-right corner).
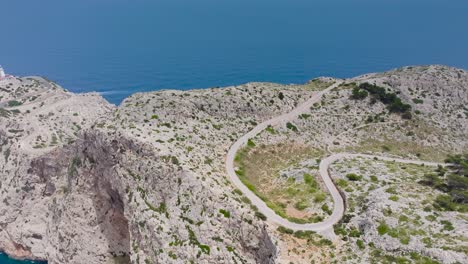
0;65;5;80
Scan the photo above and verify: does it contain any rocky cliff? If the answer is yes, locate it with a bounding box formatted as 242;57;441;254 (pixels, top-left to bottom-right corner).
0;65;467;263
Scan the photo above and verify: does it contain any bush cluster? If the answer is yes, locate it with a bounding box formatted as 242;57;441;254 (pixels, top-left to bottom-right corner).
346;173;362;181
420;154;468;212
351;83;412;119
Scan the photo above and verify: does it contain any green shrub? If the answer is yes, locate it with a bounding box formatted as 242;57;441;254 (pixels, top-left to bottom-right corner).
447;174;468;191
377;222;389;235
186;225;210;255
398;215;409;223
145;200;167;215
356;239;365;249
334;225;347;236
247;139;256;147
171;156;179;165
277;226;294;234
294;200;309;211
434;194;457;211
321;204;332;215
382;145;391;151
0;108;11;118
7;100;22;107
317;238;333;246
440;220;454;231
401;111;413;119
425;214;436;221
314;192;326;202
358;83;412;118
349;228;362;237
409;252;439;264
198;244;210;255
255;211;267;221
212;124;223;130
337;179;348;187
387;228;410;245
286;122;298;132
219;209;231;218
351;87;369;100
265;125;275;134
346;173;362;181
385;187;397;194
444;154;468;176
168;251;177;259
304;173;318;189
278;92;284;100
420;173;443;187
421;154;468;211
422;237;432;247
293;230;316;240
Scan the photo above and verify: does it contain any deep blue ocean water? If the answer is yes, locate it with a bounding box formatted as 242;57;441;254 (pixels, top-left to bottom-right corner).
1;0;467;105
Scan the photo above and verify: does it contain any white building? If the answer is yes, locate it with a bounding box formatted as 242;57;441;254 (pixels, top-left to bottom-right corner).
0;65;5;80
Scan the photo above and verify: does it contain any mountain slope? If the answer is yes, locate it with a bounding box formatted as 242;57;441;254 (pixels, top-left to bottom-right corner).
0;65;466;264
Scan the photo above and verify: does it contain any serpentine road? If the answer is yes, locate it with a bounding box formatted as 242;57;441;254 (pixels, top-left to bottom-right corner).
225;81;445;235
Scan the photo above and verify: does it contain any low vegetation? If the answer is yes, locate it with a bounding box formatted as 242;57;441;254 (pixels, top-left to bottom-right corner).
235;143;330;223
351;82;412;119
419;154;468;212
331;155;467;263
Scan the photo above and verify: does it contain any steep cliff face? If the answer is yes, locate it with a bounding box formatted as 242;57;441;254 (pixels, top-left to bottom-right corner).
2;128;278;263
0;131;129;262
27;132;132;263
0;77;120;263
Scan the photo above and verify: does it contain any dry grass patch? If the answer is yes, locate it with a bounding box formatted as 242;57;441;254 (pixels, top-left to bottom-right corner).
235;143;331;223
295;79;335;91
275;228;337;264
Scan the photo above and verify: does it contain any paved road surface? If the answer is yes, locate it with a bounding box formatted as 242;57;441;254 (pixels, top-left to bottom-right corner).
225;81;445;236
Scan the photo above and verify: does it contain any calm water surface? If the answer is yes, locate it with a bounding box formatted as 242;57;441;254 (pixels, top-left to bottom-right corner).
0;253;46;264
1;0;467;104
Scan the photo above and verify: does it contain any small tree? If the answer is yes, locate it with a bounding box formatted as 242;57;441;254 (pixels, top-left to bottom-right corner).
351;87;368;100
278;92;285;100
286;122;298;132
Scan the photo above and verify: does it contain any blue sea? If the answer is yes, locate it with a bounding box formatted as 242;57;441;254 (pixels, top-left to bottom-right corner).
1;0;467;105
0;253;46;264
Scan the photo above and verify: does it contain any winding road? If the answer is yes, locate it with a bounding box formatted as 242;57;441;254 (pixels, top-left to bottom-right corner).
225;81;445;236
